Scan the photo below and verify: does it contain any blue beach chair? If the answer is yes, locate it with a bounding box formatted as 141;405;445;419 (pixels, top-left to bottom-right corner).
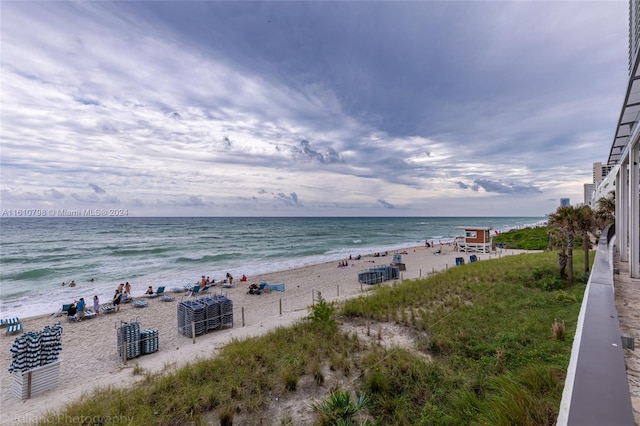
1;317;20;327
6;323;22;335
189;285;200;297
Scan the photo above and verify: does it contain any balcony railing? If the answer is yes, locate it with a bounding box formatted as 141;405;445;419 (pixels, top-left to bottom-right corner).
556;225;634;425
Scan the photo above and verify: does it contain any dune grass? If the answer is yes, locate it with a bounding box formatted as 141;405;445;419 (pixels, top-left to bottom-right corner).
39;250;587;425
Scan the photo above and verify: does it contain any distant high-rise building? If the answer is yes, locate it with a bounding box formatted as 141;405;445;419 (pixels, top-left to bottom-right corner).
584;183;595;206
560;198;571;207
592;162;613;184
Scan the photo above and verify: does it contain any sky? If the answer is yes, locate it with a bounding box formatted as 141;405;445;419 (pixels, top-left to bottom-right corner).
0;1;630;217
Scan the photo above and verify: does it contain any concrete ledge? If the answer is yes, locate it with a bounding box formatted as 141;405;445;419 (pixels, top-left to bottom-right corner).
557;225;634;425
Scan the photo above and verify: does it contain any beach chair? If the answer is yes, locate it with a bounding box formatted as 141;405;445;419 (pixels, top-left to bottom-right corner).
101;305;116;314
133;300;148;308
6;323;22;335
189;285;200;297
469;255;478;263
455;257;465;266
1;317;20;327
156;286;165;296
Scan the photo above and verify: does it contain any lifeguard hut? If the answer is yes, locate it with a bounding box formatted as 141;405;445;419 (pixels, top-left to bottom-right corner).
454;226;492;253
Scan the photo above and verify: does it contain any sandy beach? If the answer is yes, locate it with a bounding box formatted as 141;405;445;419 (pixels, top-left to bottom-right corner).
0;245;525;424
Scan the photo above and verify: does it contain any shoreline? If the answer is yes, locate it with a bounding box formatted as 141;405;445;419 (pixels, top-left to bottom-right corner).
0;245;525;423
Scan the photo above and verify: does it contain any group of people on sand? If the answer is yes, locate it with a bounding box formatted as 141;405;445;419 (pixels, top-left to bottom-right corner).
65;295;101;320
197;273;247;289
111;281;134;312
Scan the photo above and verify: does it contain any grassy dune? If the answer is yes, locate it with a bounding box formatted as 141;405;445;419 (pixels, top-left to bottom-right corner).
42;250;587;425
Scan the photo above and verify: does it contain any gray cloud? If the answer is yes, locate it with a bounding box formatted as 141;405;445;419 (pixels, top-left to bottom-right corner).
292;140;343;164
472;179;542;195
89;184;106;194
0;1;627;216
377;199;395;209
274;192;301;206
46;188;65;200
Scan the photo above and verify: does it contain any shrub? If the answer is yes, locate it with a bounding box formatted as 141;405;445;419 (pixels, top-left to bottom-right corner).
307;292;337;332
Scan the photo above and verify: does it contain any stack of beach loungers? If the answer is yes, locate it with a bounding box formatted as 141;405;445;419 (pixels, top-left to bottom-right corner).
177;295;233;338
8;323;63;373
8;323;64;399
357;265;400;285
117;321;141;360
177;300;207;338
139;329;159;355
116;321;159;360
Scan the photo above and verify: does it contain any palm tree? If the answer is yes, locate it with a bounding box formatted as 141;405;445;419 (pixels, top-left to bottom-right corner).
548;205;597;281
575;205;595;273
548;226;568;279
595;191;615;229
548;206;578;284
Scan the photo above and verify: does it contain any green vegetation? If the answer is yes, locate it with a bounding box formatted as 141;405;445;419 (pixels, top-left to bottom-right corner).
492;226;550;250
41;251;588;425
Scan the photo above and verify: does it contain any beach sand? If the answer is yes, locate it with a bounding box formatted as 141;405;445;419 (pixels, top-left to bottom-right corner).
0;245;524;424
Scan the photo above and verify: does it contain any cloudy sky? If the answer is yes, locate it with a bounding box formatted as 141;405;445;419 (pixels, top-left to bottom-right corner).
0;1;629;217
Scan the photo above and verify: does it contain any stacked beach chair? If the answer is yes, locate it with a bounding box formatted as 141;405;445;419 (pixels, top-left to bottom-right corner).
177;300;207;338
117;321;141;360
116;321;159;360
177;295;234;337
8;323;63;399
358;265;400;285
139;329;159;355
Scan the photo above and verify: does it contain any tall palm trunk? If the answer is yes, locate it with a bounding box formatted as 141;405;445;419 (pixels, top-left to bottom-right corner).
583;232;590;273
567;236;574;285
558;251;567;279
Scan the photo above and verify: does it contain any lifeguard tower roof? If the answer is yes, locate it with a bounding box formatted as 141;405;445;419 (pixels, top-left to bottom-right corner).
455;226;491;231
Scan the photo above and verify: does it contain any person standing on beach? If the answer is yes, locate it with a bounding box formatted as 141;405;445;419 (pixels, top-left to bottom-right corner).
226;273;233;285
113;289;122;312
93;295;100;316
76;297;86;320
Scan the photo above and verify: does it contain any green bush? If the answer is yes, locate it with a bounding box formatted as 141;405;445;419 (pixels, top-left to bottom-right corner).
493;227;550;250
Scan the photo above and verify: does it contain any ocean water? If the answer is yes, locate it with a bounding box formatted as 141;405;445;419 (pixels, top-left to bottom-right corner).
0;217;544;318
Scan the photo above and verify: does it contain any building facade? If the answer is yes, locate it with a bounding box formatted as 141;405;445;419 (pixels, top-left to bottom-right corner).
599;0;640;278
